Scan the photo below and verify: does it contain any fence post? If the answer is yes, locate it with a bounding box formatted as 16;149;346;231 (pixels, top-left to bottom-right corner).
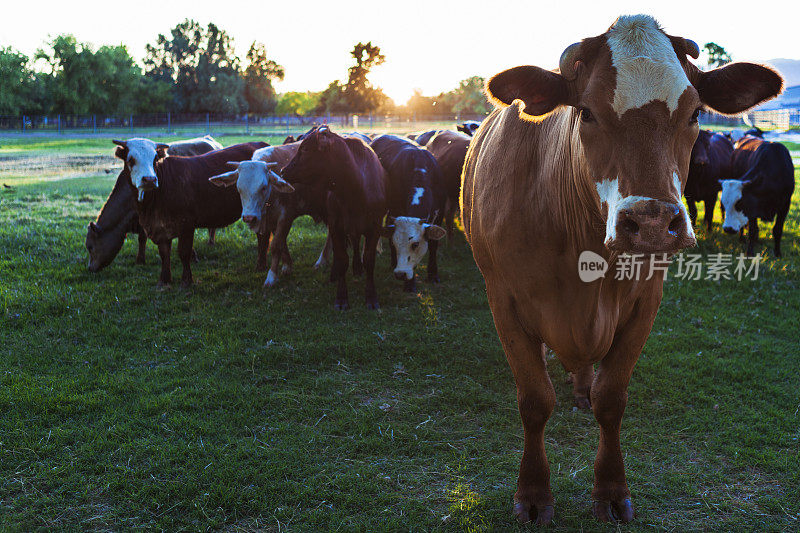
57;114;61;134
167;112;171;135
130;114;133;134
245;113;249;135
206;113;210;135
93;115;96;134
21;116;25;133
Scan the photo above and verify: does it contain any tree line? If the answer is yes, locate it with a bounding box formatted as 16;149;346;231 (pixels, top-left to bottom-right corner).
0;19;491;117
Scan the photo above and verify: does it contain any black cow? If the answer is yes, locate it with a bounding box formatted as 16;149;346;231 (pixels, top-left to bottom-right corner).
720;137;794;257
370;134;446;291
412;130;440;146
685;130;734;231
456;121;481;136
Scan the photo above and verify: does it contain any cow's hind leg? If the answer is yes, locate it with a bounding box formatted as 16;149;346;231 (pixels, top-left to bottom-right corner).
178;229;195;288
351;234;364;277
330;225;349;310
772;201;789;257
363;230;380;310
136;232;147;264
207;228;216;246
488;290;555;525
571;364;594;410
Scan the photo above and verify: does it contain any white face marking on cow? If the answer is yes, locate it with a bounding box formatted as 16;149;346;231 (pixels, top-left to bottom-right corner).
596;178;656;245
673;171;696;239
720;180;748;231
123;138;160;200
606;15;691;117
236;161;274;228
411;187;425;206
392;217;428;280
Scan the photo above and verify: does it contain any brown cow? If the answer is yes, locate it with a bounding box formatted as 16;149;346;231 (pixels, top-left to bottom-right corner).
426;130;471;237
86;136;223;272
282;126;387;309
462;14;782;525
117;141;267;286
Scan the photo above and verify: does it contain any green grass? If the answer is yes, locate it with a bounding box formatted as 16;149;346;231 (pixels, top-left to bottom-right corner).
0;139;799;531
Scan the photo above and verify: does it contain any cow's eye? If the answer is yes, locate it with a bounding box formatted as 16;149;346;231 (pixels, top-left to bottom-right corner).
690;108;701;125
411;242;419;250
579;107;594;122
128;157;136;166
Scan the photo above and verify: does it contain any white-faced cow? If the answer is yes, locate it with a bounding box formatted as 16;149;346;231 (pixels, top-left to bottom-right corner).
462;14;782;525
86;136;223;272
370;134;446;291
720;136;794;256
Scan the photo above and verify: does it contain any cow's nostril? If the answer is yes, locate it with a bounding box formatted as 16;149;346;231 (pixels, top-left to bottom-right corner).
668;214;683;236
621;218;639;236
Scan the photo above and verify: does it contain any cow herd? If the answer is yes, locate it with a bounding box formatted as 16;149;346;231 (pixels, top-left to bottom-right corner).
82;14;797;526
86;127;473;309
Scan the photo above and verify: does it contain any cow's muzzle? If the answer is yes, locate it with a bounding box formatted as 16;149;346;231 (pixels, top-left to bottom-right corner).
607;199;696;254
140;176;158;189
394;270;412;281
723;226;738;235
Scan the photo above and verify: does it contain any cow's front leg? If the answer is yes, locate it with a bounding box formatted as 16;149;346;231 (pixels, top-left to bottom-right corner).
746;218;758;256
157;241;172;287
363;230;380;310
177;229;195;287
136;231;147;264
704;198;716;231
207;228;216;245
773;202;789;257
265;217;292;287
488;288;555;525
590;299;659;523
687;200;698;227
427;238;440;283
256;231;270;272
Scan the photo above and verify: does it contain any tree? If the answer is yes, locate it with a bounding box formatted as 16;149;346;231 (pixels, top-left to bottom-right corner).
35;35;164;115
0;47;47;115
343;42;390;113
276;91;320;116
315;80;349;114
704;42;732;68
243;42;284;114
144;19;249;113
405;88;440;116
438;76;491;115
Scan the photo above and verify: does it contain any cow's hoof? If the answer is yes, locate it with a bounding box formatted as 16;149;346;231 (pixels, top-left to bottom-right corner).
593;499;634;523
156;281;171;290
334;299;350;311
574;395;592;410
513;500;554;526
263;271;278;288
427;274;440;284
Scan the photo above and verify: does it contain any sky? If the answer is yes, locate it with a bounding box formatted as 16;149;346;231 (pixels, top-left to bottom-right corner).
2;0;797;104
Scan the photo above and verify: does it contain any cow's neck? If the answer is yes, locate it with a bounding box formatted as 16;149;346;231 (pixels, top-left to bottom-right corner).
96;169;138;231
329;148;368;209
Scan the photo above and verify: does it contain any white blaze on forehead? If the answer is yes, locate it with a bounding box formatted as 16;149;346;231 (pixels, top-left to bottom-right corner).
125;138;159;195
673;171;695;239
392;216;429;278
411;187;425;206
720;180;748;231
607;15;691;116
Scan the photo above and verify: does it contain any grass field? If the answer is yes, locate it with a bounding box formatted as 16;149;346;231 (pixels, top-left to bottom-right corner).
0;135;798;531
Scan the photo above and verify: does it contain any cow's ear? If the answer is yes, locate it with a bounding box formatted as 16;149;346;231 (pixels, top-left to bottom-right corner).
209;170;239;187
156;143;169;159
486;66;571;120
269;172;295;193
113;140;127;160
227;161;241;168
423;224;446;241
694;63;783;115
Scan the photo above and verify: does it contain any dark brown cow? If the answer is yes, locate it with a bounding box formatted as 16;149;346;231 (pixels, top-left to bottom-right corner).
462;15;782;525
117;141;267;286
685;129;734;230
282;126;387;309
86;136;222;272
426;130;471;237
